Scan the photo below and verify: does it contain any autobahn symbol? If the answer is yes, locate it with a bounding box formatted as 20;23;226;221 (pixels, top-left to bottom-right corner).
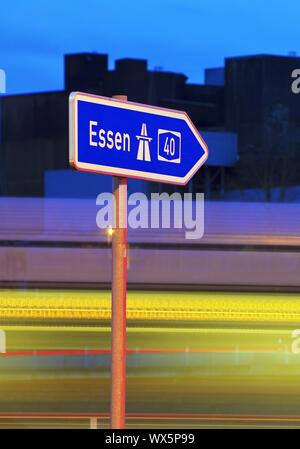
69;92;209;184
136;123;152;161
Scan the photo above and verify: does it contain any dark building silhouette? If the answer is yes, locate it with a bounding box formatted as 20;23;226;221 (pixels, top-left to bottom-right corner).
225;54;300;199
0;52;299;199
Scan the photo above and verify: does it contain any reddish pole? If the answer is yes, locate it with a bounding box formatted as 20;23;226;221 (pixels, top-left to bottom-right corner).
110;95;128;429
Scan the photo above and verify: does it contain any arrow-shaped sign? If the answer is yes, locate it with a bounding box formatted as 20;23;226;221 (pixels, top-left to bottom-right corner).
69;92;209;185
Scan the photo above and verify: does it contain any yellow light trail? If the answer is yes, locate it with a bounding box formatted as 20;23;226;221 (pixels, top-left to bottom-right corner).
0;289;300;322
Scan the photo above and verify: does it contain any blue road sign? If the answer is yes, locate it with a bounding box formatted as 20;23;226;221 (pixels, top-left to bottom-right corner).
69;92;209;185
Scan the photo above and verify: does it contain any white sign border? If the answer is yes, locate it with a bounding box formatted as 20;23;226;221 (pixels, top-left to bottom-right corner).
69;92;209;185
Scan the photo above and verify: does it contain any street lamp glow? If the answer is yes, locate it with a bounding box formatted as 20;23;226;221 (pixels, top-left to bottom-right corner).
107;227;114;237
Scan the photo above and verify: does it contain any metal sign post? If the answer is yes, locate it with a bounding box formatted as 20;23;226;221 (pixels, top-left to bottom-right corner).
111;175;127;429
110;96;127;430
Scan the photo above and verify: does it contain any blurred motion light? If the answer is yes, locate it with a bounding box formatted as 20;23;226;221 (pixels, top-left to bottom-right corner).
1;289;300;323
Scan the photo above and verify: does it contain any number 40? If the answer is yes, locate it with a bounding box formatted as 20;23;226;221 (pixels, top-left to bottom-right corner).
164;137;176;156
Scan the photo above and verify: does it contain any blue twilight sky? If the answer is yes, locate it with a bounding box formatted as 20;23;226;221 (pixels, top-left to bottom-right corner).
0;0;299;95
